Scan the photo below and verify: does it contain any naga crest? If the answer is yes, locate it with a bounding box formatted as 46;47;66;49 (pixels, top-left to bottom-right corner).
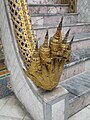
8;0;73;90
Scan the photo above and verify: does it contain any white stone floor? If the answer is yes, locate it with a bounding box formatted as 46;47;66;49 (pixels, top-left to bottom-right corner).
0;94;90;120
0;94;32;120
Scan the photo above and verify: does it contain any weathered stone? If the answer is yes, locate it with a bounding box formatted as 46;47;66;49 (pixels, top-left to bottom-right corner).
61;71;90;117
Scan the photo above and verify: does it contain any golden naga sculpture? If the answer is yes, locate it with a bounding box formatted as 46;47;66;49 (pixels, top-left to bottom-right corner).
8;0;74;90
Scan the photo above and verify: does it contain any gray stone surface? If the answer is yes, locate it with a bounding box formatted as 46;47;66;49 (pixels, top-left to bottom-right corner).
77;0;90;23
65;48;90;69
28;4;69;14
31;13;78;26
33;22;90;41
61;71;90;117
27;0;68;4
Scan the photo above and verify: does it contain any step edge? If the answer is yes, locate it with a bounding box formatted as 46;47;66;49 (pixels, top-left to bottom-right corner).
33;22;90;30
68;89;90;117
28;4;69;7
31;13;79;17
69;88;90;103
65;56;90;69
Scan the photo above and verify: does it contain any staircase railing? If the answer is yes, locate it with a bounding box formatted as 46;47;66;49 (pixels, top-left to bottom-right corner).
61;0;77;13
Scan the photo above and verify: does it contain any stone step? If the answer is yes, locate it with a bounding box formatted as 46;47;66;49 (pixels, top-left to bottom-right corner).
31;13;78;26
61;71;90;117
33;22;90;41
61;48;90;81
28;4;69;15
70;32;90;52
36;31;90;52
27;0;65;4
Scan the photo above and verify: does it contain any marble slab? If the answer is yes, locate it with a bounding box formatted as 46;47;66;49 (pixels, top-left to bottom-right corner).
68;107;90;120
28;5;69;14
61;71;90;117
33;23;90;41
31;13;78;26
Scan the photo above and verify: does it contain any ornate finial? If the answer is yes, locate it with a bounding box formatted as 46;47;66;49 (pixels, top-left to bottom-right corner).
59;16;63;30
35;38;39;50
43;30;49;47
58;16;63;48
53;17;63;40
70;36;74;45
63;29;71;44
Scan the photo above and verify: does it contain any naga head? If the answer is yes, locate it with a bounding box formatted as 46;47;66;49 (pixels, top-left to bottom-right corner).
26;17;73;90
8;0;73;90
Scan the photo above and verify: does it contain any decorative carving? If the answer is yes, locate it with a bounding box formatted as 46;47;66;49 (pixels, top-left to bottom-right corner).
69;0;77;13
8;0;73;90
60;0;77;13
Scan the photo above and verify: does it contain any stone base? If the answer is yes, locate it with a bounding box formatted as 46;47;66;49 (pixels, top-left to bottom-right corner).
61;71;90;117
26;77;69;120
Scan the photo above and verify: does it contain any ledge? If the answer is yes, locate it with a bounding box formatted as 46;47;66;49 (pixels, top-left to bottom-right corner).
28;4;69;7
33;22;90;30
31;13;79;17
65;48;90;68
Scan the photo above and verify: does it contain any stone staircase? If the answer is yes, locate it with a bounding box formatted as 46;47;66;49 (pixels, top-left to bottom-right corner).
0;0;90;119
28;2;90;118
61;71;90;117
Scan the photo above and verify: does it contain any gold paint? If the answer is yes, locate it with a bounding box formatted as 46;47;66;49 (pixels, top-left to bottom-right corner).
8;0;73;90
69;0;77;13
61;0;77;13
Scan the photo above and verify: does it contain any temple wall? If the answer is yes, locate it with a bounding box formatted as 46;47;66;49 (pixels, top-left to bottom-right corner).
77;0;90;22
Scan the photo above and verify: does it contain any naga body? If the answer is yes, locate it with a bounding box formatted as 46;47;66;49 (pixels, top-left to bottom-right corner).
8;0;73;90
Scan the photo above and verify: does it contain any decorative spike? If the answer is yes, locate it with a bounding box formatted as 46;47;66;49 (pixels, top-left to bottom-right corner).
70;36;74;45
43;30;49;47
35;39;38;50
58;16;63;30
45;29;48;39
53;16;63;40
63;29;71;44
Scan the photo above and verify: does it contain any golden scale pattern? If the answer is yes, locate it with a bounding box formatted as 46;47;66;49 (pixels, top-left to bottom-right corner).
8;0;74;90
8;0;36;68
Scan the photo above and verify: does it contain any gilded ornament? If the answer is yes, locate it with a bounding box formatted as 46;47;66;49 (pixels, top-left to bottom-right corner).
8;0;73;90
